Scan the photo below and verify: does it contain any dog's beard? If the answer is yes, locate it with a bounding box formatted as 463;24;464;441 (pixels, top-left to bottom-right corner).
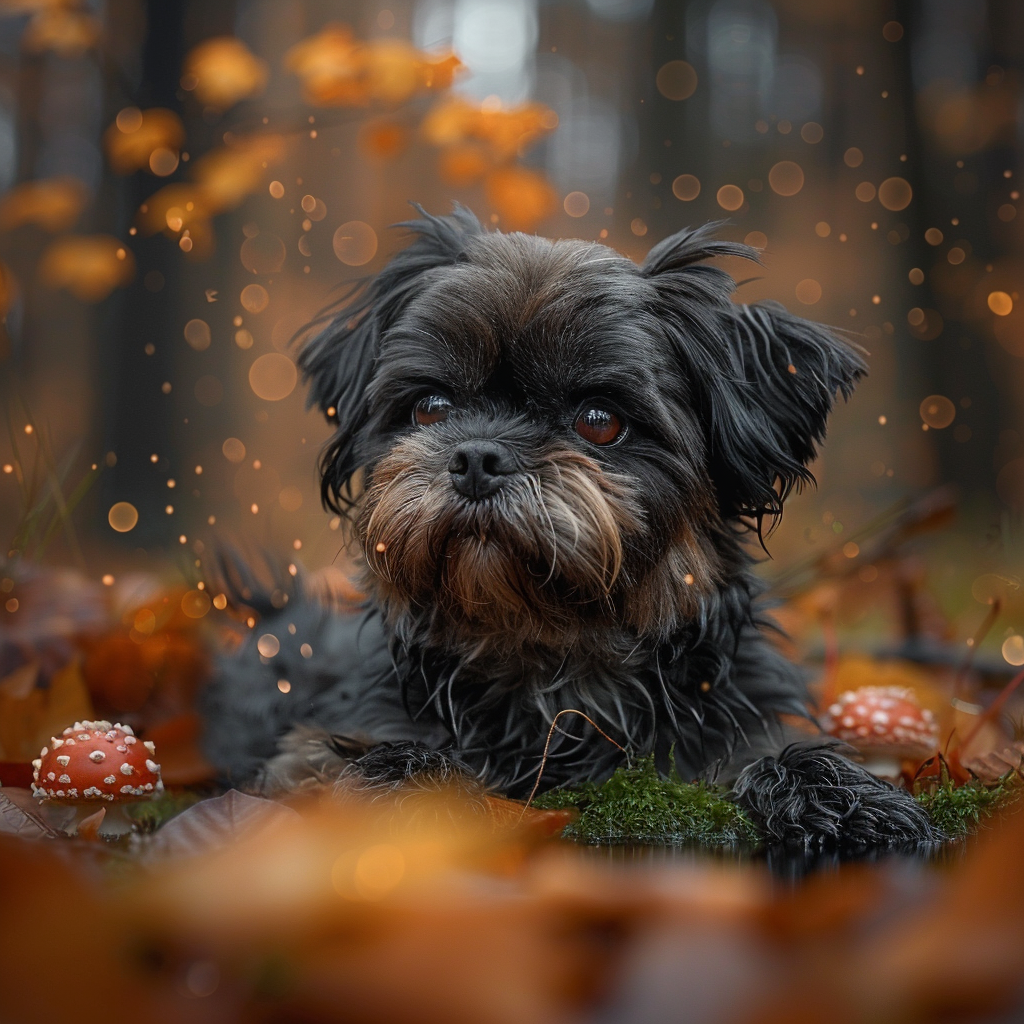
356;431;722;655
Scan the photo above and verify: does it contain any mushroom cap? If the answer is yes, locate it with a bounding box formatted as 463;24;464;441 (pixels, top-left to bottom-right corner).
31;720;163;804
819;686;938;761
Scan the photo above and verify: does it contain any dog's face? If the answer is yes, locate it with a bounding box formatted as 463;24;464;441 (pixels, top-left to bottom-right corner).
302;208;864;655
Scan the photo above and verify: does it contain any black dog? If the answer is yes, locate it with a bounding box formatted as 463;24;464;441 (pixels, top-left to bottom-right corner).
202;207;938;847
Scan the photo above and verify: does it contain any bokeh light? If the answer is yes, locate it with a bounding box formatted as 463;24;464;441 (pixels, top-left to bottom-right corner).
672;174;700;201
877;177;912;211
716;185;743;211
240;283;269;312
563;191;589;217
249;352;297;401
768;161;804;197
989;291;1013;316
183;318;211;351
795;279;822;304
333;221;377;266
919;395;956;429
655;61;697;101
240;233;286;274
222;437;246;463
107;501;138;532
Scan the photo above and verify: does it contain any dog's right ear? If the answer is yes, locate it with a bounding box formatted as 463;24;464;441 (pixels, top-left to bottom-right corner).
300;204;482;512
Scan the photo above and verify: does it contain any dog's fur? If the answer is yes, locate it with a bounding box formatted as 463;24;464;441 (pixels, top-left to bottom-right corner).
201;208;938;847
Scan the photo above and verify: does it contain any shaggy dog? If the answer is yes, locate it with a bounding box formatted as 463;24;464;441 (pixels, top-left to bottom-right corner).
202;207;937;847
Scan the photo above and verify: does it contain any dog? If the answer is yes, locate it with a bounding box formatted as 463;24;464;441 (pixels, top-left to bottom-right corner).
201;207;938;847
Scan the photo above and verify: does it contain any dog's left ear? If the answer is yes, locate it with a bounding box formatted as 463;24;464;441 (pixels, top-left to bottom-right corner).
642;224;866;522
300;204;483;511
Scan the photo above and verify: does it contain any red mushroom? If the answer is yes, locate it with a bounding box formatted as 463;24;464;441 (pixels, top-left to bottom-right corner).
31;720;163;836
819;686;938;781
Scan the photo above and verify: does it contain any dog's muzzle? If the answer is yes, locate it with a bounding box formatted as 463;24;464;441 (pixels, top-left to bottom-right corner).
447;439;517;501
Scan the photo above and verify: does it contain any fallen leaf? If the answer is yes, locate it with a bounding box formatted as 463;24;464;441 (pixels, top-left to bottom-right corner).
183;36;268;110
38;234;135;301
0;791;55;839
143;789;301;859
0;176;88;231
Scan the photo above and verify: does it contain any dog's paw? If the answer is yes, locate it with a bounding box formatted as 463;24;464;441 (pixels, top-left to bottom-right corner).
731;743;942;848
338;741;478;795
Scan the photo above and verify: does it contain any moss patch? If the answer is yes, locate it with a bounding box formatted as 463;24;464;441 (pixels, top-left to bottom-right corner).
915;775;1019;840
534;755;759;847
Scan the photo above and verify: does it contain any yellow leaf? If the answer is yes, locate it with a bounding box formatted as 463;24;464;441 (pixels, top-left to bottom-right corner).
183;36;268;111
39;235;135;302
423;97;557;162
0;176;88;231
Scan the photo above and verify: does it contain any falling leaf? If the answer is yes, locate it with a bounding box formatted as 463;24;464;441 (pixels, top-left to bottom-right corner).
183;36;268;111
485;166;558;232
104;108;186;174
39;235;135;301
21;7;100;56
285;24;461;107
0;177;88;232
422;96;557;163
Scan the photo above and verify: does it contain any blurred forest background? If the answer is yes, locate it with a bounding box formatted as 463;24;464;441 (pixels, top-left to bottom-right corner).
2;0;1024;668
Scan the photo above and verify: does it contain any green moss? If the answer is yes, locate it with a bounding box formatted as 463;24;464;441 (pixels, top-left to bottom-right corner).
127;789;205;833
534;755;759;847
915;775;1019;840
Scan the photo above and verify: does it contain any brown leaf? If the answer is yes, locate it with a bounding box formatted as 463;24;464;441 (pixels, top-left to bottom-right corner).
422;96;558;163
182;36;268;110
143;789;301;860
38;234;135;302
0;176;88;231
0;791;56;839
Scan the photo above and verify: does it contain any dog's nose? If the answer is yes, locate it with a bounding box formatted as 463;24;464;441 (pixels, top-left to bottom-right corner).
448;440;516;500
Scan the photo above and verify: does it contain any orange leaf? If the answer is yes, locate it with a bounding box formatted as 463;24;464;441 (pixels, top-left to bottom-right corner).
104;108;186;175
0;177;88;231
285;24;461;107
39;235;135;302
357;119;410;161
0;657;94;762
183;36;268;110
485;167;557;232
423;96;558;162
437;143;492;186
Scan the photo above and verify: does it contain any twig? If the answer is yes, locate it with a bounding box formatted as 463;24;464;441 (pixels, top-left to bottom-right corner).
518;709;627;822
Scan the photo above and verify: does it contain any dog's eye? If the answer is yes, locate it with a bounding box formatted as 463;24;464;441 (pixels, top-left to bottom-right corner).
413;395;453;426
574;406;623;446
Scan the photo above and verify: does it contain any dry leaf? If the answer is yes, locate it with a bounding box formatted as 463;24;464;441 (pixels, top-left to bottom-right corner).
437;143;492;186
21;7;99;56
0;791;55;839
104;107;186;174
192;133;287;209
0;176;88;231
143;789;300;860
285;24;461;107
183;36;268;110
39;234;135;301
485;166;558;232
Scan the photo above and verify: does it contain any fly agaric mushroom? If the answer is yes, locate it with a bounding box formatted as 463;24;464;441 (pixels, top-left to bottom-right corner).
31;720;163;836
819;686;938;781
